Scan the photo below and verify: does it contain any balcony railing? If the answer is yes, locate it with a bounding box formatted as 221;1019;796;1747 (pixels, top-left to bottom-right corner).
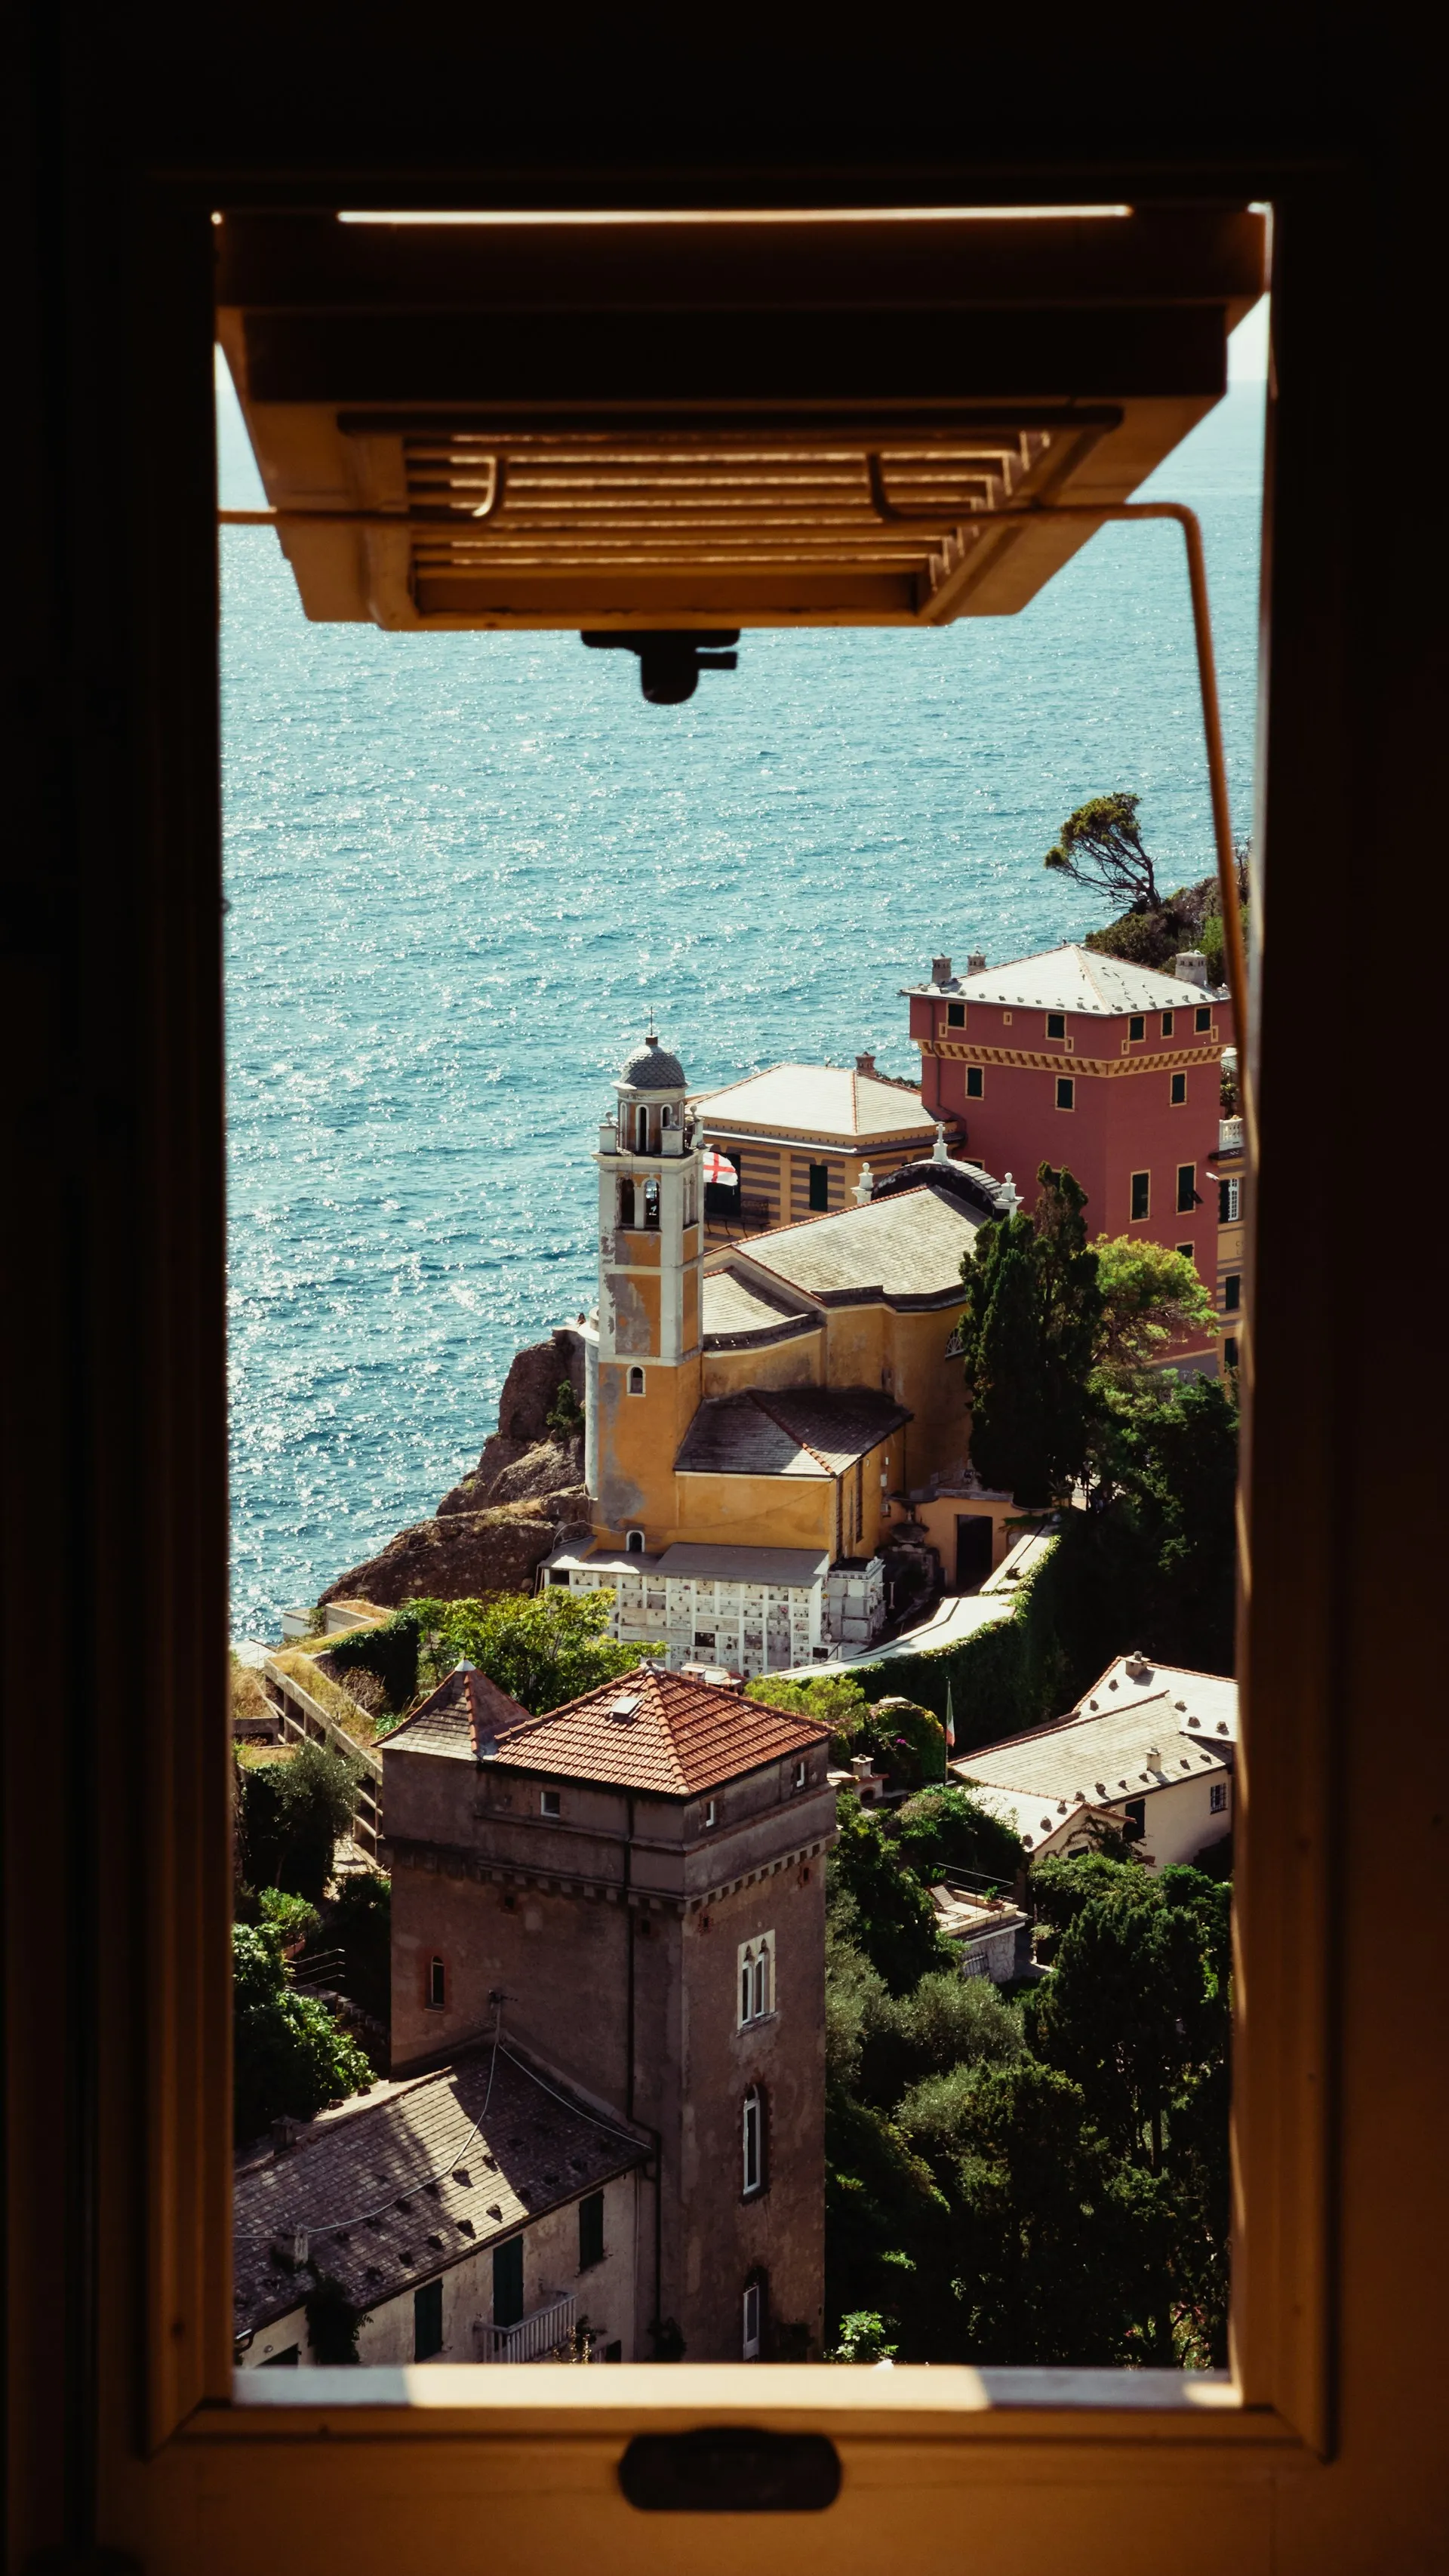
1217;1116;1244;1152
475;2292;577;2363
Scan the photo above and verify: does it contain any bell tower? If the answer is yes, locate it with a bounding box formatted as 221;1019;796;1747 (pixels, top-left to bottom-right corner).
592;1030;703;1548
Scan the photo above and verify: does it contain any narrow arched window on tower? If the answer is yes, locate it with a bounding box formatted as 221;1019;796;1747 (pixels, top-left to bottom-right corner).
627;1366;645;1396
635;1104;649;1152
643;1177;660;1229
618;1177;635;1229
742;2085;765;2196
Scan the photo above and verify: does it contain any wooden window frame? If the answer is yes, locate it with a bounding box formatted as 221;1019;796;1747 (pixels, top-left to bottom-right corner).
14;84;1441;2576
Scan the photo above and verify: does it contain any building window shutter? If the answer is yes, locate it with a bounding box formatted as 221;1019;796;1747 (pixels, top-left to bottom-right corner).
492;2235;525;2329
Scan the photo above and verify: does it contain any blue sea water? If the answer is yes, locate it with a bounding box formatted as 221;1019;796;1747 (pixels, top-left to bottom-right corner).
221;371;1266;1639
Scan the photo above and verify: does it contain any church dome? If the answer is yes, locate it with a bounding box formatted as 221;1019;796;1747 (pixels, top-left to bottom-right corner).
619;1032;687;1091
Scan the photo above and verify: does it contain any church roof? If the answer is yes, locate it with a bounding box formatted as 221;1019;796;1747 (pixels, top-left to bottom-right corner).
675;1386;909;1479
383;1662;829;1798
737;1179;984;1306
904;944;1226;1017
618;1032;688;1090
702;1266;817;1346
691;1060;936;1143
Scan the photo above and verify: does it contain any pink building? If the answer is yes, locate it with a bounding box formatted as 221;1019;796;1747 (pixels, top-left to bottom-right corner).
903;946;1226;1322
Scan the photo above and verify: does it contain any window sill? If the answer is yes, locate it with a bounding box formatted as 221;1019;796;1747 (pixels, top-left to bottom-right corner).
188;2365;1318;2467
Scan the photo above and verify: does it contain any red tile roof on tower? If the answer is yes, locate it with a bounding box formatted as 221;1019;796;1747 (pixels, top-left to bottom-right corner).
383;1663;829;1799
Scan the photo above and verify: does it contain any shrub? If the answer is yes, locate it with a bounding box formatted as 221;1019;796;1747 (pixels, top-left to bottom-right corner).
326;1608;424;1713
304;2272;368;2365
236;1739;362;1907
232;1923;373;2143
828;1798;955;1996
888;1784;1023;1885
857;1971;1026;2110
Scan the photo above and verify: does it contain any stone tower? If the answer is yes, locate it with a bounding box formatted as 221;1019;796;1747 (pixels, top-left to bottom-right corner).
592;1031;704;1550
382;1661;836;2362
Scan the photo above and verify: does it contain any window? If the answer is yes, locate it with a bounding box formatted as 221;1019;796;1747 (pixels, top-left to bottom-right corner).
426;1955;445;2011
737;1931;776;2027
1210;1783;1229;1814
414;2279;444;2362
1195;1004;1213;1033
792;1759;807;1790
1177;1163;1198;1214
965;1063;983;1098
627;1365;645;1395
643;1176;660;1228
635;1104;648;1152
578;2190;605;2272
808;1160;829;1211
1128;1013;1145;1042
1224;1336;1239;1371
1220;1175;1241;1222
1224;1273;1241;1313
1123;1797;1146;1842
1177;1243;1194;1263
492;2235;525;2330
540;1789;560;1818
742;2279;763;2361
1170;1071;1187;1106
625;1527;645;1554
1056;1076;1075;1110
1161;1009;1175;1036
617;1177;635;1227
1044;1011;1064;1039
1131;1171;1150;1221
704;1799;717;1828
742;2086;764;2196
946;1000;965;1027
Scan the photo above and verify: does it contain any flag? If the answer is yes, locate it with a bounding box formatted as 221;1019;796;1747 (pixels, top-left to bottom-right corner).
703;1149;738;1187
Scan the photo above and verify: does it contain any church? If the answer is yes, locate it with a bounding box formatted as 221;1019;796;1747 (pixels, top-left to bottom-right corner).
543;1029;1021;1673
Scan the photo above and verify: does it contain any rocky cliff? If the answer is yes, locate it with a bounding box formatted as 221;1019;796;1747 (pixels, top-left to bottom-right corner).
318;1329;590;1611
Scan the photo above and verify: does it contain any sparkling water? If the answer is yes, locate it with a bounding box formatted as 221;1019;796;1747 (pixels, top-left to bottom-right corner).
222;371;1265;1636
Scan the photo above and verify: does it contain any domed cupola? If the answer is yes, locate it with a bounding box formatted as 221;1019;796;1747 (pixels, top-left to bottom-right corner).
618;1030;688;1093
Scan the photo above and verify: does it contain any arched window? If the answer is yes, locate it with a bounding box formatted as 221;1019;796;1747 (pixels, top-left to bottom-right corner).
625;1528;645;1555
627;1366;645;1396
635;1103;649;1152
643;1177;660;1229
737;1931;775;2027
742;2085;765;2197
742;2273;766;2361
618;1177;635;1229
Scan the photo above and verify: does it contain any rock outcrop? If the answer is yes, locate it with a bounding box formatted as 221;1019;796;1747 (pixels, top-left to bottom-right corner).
318;1330;590;1610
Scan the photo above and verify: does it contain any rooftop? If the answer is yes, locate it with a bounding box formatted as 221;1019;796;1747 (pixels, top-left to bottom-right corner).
383;1660;829;1797
234;2043;647;2338
691;1061;937;1143
735;1178;985;1304
675;1386;910;1479
702;1266;817;1345
904;943;1229;1018
954;1655;1237;1850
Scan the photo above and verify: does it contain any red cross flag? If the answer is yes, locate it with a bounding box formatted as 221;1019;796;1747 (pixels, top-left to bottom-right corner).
703;1150;738;1187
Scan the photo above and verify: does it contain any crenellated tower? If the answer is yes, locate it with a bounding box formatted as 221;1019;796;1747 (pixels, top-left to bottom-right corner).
592;1032;703;1550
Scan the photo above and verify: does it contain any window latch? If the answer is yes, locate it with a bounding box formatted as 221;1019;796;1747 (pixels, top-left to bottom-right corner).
619;2429;841;2513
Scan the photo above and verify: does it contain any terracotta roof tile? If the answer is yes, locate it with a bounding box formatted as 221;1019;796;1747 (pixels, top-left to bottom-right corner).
386;1663;829;1798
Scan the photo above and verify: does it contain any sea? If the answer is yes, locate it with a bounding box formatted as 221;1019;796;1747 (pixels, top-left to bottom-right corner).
220;359;1266;1640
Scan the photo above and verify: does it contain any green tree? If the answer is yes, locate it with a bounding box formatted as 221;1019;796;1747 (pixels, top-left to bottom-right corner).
1092;1236;1220;1377
236;1739;362;1907
1044;790;1161;910
958;1165;1103;1504
857;1971;1025;2112
327;1872;392;2028
888;1783;1023;1887
411;1587;660;1716
1088;1369;1239;1673
828;1798;955;1996
232;1922;373;2144
748;1668;872;1752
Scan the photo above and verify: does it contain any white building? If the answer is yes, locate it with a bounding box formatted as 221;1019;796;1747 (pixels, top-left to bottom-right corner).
954;1651;1237;1870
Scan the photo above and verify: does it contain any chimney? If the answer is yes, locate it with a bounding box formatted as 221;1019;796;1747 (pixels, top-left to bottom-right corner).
1124;1650;1151;1679
1144;1747;1162;1771
1174;951;1209;989
855;1051;877;1076
966;949;986;973
931;955;952;986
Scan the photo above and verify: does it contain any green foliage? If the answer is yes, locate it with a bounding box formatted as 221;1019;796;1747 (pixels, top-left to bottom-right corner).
958;1166;1103;1505
545;1377;585;1440
829;2311;898;2364
828;1799;955;1996
1043;791;1161;910
888;1784;1023;1887
1086;1370;1239;1675
747;1669;871;1748
409;1587;660;1716
232;1923;373;2144
257;1888;321;1950
857;1971;1026;2112
1092;1236;1220;1376
326;1608;423;1713
236;1740;362;1907
304;2272;368;2365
